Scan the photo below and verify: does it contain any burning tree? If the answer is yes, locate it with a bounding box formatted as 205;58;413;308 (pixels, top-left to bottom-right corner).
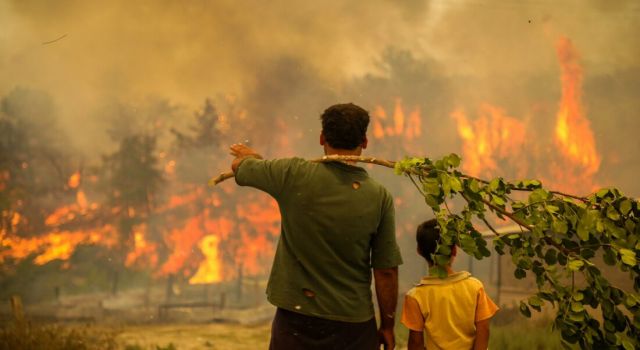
101;133;163;294
0;88;74;238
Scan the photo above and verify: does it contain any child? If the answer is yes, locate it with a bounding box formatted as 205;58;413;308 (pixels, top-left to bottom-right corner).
401;219;499;350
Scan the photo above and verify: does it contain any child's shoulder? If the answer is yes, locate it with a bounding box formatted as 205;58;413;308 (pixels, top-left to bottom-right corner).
466;276;486;288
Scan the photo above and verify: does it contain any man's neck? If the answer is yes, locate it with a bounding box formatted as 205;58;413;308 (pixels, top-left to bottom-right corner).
323;145;362;157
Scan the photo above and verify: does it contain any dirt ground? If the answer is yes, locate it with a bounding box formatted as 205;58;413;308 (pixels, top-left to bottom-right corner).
116;322;273;350
116;323;412;350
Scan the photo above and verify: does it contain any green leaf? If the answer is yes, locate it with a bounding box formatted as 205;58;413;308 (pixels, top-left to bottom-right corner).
492;195;505;206
568;312;584;322
622;340;634;350
603;248;617;266
625;294;638;308
619;248;637;266
489;178;501;192
580;248;595;260
468;179;481;193
446;153;461;168
572;292;584;301
440;174;451;196
606;206;621;221
528;295;543;307
619;199;632;216
546;205;560;213
519;301;531;318
514;268;526;279
424;195;440;209
435;254;451;266
529;188;550;203
596;188;611;199
459;235;477;253
437;244;451;256
423;179;441;196
516;179;542;189
431;265;447;278
449;176;463;193
557;253;567;266
544;249;558;265
568;259;584;271
577;210;598;241
552;220;569;234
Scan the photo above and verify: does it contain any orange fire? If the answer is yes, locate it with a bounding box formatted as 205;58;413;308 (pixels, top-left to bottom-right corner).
0;226;117;265
160;214;208;276
451;104;528;179
452;36;600;194
68;172;81;189
552;37;600;190
125;224;159;268
188;234;222;284
372;99;422;141
2;94;283;286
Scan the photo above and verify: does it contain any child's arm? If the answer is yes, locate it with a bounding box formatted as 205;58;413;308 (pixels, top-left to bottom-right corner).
401;293;426;350
473;318;490;350
408;330;425;350
474;285;498;350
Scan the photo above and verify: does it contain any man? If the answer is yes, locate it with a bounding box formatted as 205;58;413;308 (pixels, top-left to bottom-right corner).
229;103;402;349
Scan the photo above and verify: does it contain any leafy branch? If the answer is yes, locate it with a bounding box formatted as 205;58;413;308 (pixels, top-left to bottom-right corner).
394;154;639;350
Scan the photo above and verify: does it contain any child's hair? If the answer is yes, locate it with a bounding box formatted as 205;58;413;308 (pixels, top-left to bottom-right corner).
416;219;443;265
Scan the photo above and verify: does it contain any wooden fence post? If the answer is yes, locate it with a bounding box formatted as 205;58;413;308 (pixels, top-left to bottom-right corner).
10;295;25;324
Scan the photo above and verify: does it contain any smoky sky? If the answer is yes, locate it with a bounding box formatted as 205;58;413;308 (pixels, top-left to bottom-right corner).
1;0;639;192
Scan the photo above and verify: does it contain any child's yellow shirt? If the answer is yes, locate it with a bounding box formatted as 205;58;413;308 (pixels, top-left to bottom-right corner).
401;271;499;349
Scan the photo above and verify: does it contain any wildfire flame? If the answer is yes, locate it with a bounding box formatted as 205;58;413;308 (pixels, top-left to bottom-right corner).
451;104;527;178
553;37;600;184
3;35;602;288
372;98;421;141
68;172;81;189
0;226;117;265
188;235;222;284
452;36;600;194
125;224;158;268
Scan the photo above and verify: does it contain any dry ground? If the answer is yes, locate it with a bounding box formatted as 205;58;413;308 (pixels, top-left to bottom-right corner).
117;322;273;350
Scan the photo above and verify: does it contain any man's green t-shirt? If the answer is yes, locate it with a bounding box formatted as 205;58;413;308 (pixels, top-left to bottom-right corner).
235;157;403;322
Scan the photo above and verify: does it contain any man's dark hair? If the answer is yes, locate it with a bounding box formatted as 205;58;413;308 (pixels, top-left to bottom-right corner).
416;219;443;265
320;103;370;150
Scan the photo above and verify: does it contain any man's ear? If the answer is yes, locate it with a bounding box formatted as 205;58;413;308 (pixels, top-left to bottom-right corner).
361;136;368;149
320;132;325;146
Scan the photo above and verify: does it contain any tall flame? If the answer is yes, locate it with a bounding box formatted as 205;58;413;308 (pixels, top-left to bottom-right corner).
554;37;600;177
451;36;600;195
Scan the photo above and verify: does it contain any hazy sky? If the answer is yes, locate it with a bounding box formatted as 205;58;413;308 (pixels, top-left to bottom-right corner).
1;0;639;191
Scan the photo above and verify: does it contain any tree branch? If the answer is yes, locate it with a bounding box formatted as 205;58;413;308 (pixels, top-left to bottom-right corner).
209;155;396;186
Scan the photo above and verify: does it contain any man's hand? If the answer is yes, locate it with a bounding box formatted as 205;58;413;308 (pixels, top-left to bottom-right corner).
377;326;395;349
374;267;398;349
229;143;262;173
230;143;261;158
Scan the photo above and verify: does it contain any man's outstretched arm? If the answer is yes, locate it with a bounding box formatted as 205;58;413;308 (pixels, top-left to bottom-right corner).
374;267;398;349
